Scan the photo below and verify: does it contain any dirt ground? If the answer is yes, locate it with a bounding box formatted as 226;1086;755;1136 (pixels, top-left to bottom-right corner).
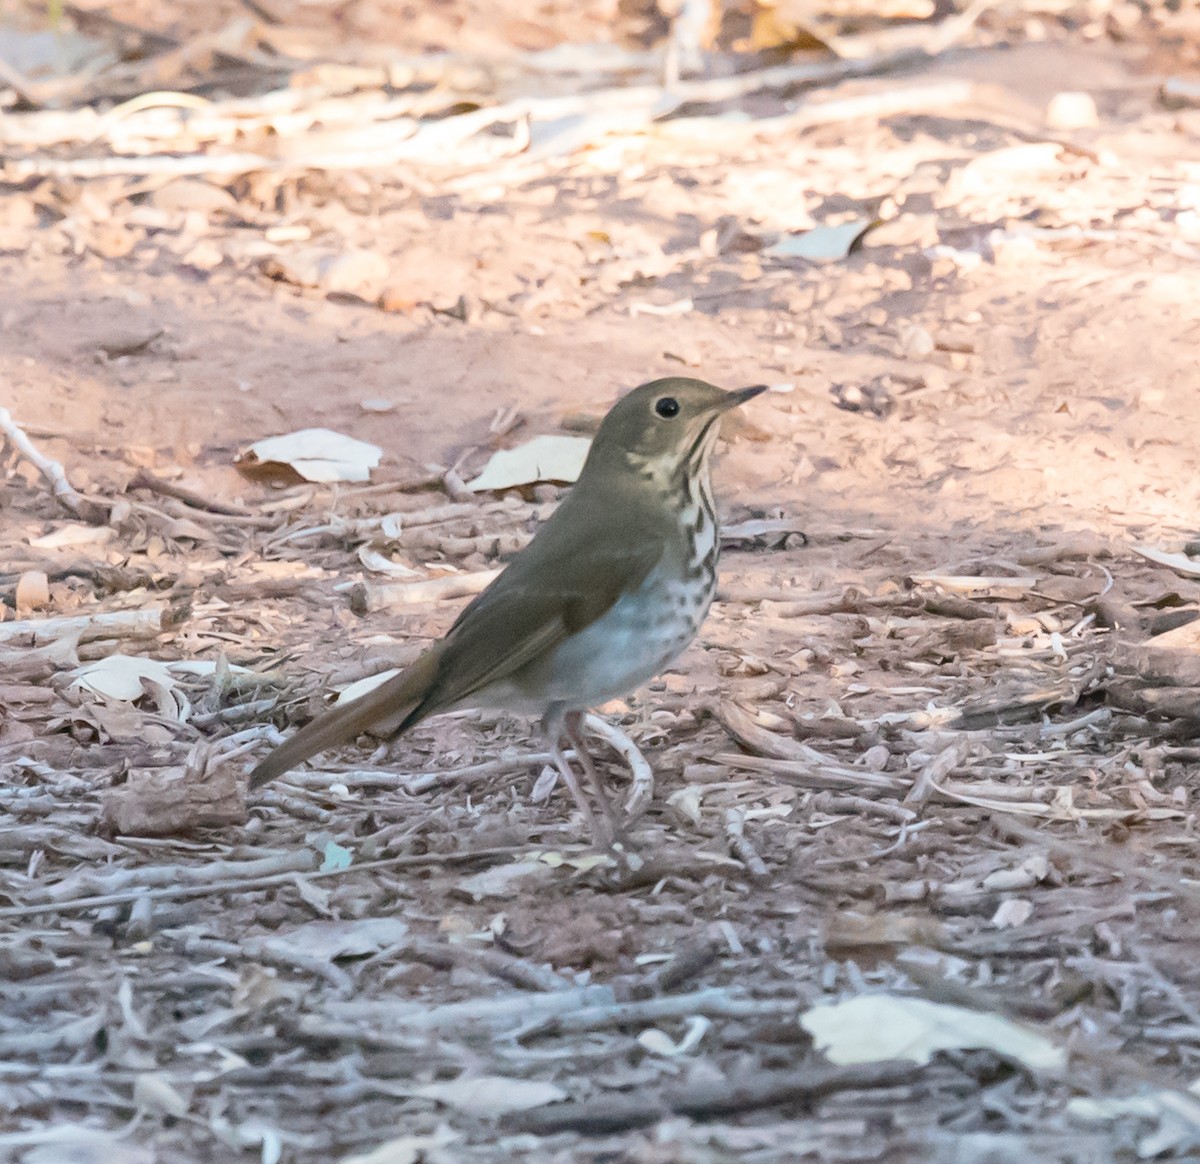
4;1;1200;1161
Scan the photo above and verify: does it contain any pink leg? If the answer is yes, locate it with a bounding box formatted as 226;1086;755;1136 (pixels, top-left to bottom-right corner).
563;710;622;842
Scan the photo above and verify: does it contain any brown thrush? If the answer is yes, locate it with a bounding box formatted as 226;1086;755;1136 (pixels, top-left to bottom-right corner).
249;377;765;842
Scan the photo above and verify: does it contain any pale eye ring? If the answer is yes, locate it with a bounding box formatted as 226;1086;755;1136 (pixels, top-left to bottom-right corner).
654;396;680;419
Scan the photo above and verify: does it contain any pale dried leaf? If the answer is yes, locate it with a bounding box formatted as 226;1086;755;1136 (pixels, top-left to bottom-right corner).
71;655;177;702
765;220;876;261
414;1074;567;1117
29;523;115;549
340;1129;460;1164
466;434;591;492
240;428;383;483
259;917;409;963
800;994;1066;1071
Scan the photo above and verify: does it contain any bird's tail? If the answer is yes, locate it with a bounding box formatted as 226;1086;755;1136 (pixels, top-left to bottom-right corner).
248;649;441;790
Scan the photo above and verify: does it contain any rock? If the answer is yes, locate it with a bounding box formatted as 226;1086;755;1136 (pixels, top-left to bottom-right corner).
15;570;49;613
261;247;391;300
1046;91;1098;130
149;179;236;214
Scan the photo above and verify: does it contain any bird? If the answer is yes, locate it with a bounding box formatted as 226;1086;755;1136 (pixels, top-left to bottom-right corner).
249;377;765;844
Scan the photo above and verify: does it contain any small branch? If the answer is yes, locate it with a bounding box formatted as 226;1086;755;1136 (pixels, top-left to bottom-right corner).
128;467;252;517
502;1060;923;1135
0;606;167;647
723;808;771;884
0;407;107;523
349;568;502;613
396;937;573;994
0;845;532;920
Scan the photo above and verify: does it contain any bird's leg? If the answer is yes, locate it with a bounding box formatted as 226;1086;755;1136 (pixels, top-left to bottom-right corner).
563;709;622;842
543;710;612;847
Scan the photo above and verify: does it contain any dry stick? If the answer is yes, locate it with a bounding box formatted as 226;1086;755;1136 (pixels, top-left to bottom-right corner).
904;739;968;809
502;1060;924;1135
351;567;503;613
22;849;317;904
396;937;573;994
276;754;556;794
322;984;790;1038
128;467;252;517
530;986;802;1036
0;845;531;920
320;983;617;1034
717;752;909;796
723;808;771;884
0;407;106;523
0;606;166;646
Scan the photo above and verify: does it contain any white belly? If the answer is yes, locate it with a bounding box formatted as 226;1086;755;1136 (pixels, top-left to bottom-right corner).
479;562;715;715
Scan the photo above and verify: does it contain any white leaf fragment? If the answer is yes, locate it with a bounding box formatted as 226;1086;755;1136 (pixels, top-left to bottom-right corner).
132;1071;189;1117
259;917;409;963
800;994;1066;1071
637;1015;712;1057
456;860;554;902
765;220;876;261
466;434;592;492
334;669;400;706
414;1075;566;1117
240;428;383;483
340;1128;459;1164
71;655;177;702
1132;545;1200;579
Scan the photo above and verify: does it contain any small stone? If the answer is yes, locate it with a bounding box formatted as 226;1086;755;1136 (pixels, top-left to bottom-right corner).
898;323;935;359
15;570;49;612
97;324;163;359
181;240;224;271
150;179;236;214
1046;91;1098;130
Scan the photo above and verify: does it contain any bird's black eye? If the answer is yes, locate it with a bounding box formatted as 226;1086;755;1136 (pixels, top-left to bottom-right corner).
655;396;680;419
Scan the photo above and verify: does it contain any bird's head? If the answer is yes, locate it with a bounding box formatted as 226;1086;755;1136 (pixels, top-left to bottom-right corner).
582;377;765;487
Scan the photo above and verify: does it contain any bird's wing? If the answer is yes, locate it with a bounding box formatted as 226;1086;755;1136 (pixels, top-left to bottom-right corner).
401;506;667;726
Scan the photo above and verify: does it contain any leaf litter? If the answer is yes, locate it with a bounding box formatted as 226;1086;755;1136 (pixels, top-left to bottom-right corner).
4;0;1200;1161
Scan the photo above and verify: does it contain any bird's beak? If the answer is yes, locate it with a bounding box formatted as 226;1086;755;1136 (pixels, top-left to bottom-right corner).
722;384;768;410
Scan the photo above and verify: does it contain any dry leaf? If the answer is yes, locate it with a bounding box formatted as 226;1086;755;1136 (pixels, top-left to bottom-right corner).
258;917;409;963
340;1129;460;1164
414;1075;566;1117
71;655;177;702
29;524;115;549
466;435;592;492
238;428;383;484
800;994;1066;1071
765;220;877;261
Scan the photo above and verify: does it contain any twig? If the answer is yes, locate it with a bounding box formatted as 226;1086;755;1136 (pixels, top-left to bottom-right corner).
716;752;909;795
502;1060;925;1134
396;937;574;993
128;468;252;517
349;568;502;613
0;846;534;920
526;986;803;1037
320;983;617;1035
723;808;771;884
904;739;968;809
0;408;107;523
275;753;556;794
0;606;167;647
